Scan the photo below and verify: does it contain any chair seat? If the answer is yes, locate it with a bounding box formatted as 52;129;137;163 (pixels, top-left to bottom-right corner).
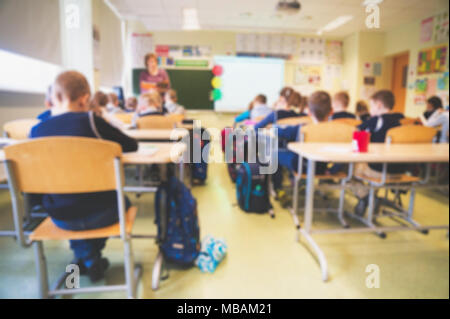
354;174;420;184
29;206;137;241
293;171;348;180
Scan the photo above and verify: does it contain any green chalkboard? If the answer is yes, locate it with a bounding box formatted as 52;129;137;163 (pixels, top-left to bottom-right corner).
132;68;214;110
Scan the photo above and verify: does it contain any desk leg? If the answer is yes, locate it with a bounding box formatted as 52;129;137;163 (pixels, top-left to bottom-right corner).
291;159;301;232
300;159;328;282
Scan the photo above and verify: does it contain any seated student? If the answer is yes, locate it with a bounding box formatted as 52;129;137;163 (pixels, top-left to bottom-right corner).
164;89;185;115
356;100;371;122
37;85;54;121
353;90;404;215
106;92;123;114
131;91;165;127
250;94;272;120
420;96;449;143
330;91;356;120
125;97;138;113
30;70;138;282
271;91;332;199
254;89;305;130
90;91;109;117
234;99;256;124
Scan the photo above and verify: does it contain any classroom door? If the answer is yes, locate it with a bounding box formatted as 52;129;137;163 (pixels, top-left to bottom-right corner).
391;52;409;113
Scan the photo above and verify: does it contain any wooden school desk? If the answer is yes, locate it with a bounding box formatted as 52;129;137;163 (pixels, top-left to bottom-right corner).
287;142;449;282
0;141;186;291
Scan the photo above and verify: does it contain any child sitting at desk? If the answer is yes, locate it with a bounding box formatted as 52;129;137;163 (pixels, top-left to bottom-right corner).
272;91;332;201
235;94;272;124
131;91;165;127
353;89;405;215
330;91;356;120
30;70;138;282
164;89;185;115
355;100;371;122
420;96;449;143
254;89;306;130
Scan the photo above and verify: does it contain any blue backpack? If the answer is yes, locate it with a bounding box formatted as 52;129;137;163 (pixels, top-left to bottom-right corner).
191;128;210;183
155;176;201;264
236;162;273;216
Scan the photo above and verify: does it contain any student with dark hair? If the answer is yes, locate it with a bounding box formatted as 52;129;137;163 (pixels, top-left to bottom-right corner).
355;100;371;122
271;91;332;201
353;89;405;215
30;70;138;282
331;91;355;120
421;96;449;143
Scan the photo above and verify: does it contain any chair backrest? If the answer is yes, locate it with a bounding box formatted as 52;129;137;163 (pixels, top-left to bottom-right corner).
332;118;362;127
386;125;437;144
301;122;355;143
3;119;39;140
4;137;122;194
137;115;175;129
400;117;419;126
113;113;134;125
167;113;185;125
267;116;312;128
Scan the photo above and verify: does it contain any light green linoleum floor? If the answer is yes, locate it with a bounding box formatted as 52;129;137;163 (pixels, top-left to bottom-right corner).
0;111;448;299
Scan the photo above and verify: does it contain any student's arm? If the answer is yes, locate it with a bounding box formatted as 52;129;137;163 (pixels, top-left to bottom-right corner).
235;110;250;123
254;112;275;130
277;125;300;141
422;110;445;127
93;115;138;152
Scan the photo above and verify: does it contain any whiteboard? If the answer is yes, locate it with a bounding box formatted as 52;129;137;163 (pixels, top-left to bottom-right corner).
213;56;285;112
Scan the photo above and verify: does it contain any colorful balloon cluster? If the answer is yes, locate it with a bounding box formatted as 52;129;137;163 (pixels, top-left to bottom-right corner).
211;65;223;101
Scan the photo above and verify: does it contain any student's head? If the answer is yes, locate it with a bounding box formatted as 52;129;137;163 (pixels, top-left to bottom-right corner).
126;97;138;111
165;89;178;104
426;96;443;112
277;86;294;109
254;94;267;106
369;90;395;116
108;93;119;107
332;91;350;111
355;100;369;115
139;91;162;112
144;53;158;74
52;70;91;114
287;91;302;111
90;91;108;116
308;91;332;122
45;85;53;109
300;96;308;114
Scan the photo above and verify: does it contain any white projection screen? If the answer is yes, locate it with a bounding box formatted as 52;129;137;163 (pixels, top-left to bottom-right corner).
213;56;285;112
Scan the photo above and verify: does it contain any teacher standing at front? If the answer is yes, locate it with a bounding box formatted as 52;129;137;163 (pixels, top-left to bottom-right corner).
139;53;171;95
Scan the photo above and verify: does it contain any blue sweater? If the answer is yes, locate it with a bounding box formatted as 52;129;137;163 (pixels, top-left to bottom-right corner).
37;109;52;121
30;112;138;221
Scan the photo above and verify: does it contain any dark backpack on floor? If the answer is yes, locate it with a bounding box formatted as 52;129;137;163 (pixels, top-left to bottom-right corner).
191;128;210;183
236;162;273;216
155;176;201;264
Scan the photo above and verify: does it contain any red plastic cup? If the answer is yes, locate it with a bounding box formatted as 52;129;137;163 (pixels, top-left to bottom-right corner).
352;131;370;153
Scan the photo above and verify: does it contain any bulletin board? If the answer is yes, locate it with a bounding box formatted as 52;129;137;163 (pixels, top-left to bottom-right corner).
417;45;447;75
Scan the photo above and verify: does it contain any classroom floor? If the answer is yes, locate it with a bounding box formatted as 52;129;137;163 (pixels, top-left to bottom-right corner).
0;111;448;299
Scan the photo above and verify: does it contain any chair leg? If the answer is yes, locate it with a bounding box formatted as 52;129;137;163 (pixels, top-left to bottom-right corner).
367;188;386;239
123;237;136;299
33;241;49;299
338;180;349;228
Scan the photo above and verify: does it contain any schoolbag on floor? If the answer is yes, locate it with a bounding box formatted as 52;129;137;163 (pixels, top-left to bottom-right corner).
155;176;201;264
236;162;274;217
191;127;210;183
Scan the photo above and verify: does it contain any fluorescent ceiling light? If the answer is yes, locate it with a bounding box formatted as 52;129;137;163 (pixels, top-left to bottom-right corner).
362;0;383;6
316;15;353;35
182;8;200;30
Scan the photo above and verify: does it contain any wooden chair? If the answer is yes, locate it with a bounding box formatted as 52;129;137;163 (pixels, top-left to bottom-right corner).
167;113;185;125
137;115;175;129
3;137;141;298
291;122;357;228
332;118;362;127
354;125;438;236
113;113;134;125
387;125;437;144
3;119;39;140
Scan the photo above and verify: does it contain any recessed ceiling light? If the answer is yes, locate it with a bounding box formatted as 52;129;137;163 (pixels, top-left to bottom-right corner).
182;8;200;30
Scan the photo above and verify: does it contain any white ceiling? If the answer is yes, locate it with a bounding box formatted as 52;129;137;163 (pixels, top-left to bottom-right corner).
108;0;449;37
